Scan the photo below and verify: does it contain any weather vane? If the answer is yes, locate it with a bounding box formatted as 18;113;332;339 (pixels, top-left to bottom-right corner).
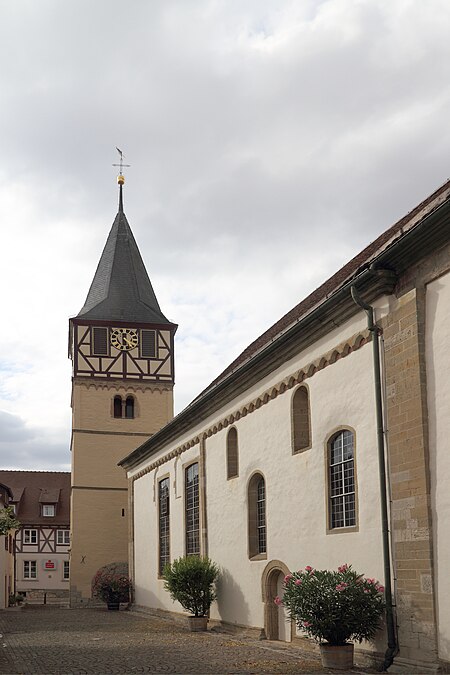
113;147;131;183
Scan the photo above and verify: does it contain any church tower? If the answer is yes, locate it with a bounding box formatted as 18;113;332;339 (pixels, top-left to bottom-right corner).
69;174;177;605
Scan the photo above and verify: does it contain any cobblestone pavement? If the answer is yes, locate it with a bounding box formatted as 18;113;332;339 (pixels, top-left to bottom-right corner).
0;606;372;675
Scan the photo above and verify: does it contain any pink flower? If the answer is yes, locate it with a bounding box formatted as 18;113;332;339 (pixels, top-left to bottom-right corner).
338;564;348;573
295;579;302;586
284;574;292;584
303;621;311;628
366;578;376;585
335;582;348;591
274;596;283;606
305;565;314;573
377;585;385;594
364;589;370;594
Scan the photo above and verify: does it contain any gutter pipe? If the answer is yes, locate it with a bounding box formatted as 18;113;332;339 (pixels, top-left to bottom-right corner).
350;282;398;671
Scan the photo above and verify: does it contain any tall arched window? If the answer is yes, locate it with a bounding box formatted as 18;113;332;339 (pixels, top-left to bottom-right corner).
328;429;357;529
226;427;239;479
158;477;170;576
125;396;134;419
113;396;122;418
185;463;199;556
292;385;311;453
248;473;267;559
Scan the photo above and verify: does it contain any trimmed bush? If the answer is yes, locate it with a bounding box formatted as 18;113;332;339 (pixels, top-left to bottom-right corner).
163;556;219;617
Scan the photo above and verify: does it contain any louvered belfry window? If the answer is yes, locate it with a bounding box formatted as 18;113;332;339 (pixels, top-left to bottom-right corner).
185;463;199;556
141;329;157;358
159;478;170;575
125;396;134;419
113;396;122;418
92;327;108;355
329;429;356;528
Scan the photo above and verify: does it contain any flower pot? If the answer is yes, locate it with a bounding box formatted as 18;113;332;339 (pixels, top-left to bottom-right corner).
107;601;120;611
319;643;354;670
187;616;208;632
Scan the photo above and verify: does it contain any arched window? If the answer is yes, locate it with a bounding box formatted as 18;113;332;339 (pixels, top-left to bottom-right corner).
292;385;311;453
125;396;134;419
158;477;170;576
248;473;267;559
113;396;122;418
328;429;357;529
226;427;239;479
185;463;199;556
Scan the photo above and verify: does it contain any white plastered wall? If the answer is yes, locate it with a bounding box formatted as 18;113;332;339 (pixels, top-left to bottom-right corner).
206;341;384;630
133;445;200;613
130;303;388;634
426;270;450;662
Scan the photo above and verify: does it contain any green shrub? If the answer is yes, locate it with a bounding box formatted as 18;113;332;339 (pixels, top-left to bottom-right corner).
0;507;20;536
163;556;219;617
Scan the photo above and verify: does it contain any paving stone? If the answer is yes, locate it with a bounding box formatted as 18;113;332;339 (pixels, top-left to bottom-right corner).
0;606;372;674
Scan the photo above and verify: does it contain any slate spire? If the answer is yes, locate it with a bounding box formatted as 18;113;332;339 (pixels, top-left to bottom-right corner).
77;179;170;324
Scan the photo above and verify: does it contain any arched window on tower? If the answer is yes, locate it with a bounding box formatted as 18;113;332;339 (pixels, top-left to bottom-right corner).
113;396;122;419
125;396;135;419
248;473;267;559
226;427;239;479
292;385;311;453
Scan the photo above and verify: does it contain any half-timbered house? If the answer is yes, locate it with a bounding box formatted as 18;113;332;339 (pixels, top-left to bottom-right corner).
0;470;71;603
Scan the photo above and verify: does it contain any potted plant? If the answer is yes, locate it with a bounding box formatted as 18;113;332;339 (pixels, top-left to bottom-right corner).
163;556;219;631
8;593;23;607
279;564;385;669
91;562;132;610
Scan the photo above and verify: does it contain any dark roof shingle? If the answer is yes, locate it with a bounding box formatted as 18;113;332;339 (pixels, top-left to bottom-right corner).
77;188;172;325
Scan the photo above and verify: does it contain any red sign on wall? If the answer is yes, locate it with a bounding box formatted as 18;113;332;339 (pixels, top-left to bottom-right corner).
44;560;55;570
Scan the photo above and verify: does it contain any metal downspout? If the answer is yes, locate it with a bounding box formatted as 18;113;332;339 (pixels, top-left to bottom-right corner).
350;284;398;671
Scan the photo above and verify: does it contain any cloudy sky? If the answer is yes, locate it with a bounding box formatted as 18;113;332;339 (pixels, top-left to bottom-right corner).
1;0;449;472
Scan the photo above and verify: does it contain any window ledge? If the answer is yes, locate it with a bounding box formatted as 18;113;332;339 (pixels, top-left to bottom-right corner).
292;445;312;455
326;525;359;535
249;553;267;561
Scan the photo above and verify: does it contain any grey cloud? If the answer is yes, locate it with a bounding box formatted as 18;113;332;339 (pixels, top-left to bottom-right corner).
0;411;69;471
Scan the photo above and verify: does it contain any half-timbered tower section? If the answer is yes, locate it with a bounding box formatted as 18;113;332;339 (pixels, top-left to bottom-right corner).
69;177;177;605
0;471;70;604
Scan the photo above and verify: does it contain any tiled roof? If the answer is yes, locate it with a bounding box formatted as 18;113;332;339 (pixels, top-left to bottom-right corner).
10;486;24;503
38;488;60;503
0;471;70;526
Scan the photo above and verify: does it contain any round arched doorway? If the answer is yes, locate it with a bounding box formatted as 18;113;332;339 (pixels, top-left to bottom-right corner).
261;560;294;642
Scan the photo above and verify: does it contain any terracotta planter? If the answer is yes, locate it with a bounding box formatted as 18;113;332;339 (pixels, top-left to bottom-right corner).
187;616;208;632
319;643;354;670
107;601;120;611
